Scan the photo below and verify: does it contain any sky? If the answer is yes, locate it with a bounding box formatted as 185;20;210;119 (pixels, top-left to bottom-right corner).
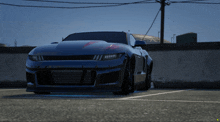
0;0;220;46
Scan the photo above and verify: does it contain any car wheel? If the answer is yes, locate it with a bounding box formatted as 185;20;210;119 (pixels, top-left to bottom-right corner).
145;73;152;90
34;92;50;94
113;63;134;95
139;69;151;91
153;82;159;88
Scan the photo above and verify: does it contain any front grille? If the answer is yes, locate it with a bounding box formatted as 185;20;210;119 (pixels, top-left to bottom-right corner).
43;55;94;60
37;70;96;85
26;72;35;84
37;71;53;85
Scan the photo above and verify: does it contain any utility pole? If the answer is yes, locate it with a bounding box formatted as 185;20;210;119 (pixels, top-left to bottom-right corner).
160;0;165;44
157;0;170;44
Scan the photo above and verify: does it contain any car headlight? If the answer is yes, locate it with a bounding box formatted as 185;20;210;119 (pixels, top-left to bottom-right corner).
93;53;124;60
103;54;118;60
29;55;44;61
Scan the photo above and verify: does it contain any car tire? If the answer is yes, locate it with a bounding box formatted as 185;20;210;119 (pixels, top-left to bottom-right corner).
113;63;134;95
34;92;50;94
145;73;152;90
153;82;159;88
138;72;151;91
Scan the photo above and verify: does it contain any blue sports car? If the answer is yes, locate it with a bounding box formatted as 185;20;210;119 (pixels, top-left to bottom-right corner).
26;31;153;95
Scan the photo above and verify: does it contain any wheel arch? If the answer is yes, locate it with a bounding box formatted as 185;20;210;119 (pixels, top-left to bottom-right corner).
125;53;136;72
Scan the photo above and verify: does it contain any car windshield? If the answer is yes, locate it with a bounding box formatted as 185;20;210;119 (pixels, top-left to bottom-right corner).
63;32;128;44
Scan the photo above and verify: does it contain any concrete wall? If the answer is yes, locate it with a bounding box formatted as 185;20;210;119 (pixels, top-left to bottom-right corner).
0;46;220;84
149;50;220;83
0;54;28;81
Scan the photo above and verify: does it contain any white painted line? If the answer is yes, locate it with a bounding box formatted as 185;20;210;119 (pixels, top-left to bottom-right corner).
0;89;24;92
123;99;220;104
118;89;190;100
97;98;220;104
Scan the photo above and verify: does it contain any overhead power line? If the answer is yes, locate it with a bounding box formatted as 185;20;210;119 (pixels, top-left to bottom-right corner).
24;0;155;5
0;0;219;9
171;1;220;4
25;0;220;5
156;0;220;5
141;7;161;41
0;1;157;9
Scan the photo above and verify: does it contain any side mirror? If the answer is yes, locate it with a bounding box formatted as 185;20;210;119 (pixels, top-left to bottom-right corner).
51;42;59;44
134;40;146;46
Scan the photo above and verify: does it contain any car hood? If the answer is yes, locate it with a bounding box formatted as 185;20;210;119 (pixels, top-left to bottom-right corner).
29;40;127;55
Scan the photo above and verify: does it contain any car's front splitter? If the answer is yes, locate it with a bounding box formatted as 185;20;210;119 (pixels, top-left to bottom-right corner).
26;85;122;92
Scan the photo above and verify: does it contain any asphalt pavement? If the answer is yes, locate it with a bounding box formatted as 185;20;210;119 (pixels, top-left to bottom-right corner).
0;88;220;122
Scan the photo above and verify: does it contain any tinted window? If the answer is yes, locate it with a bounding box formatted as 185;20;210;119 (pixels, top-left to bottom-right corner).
63;32;128;44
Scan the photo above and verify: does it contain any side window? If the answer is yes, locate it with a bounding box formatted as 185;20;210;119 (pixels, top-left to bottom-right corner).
130;35;136;46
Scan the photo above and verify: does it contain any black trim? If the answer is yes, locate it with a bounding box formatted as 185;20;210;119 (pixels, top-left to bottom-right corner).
26;64;124;71
26;72;35;84
99;71;120;84
80;70;87;84
27;86;121;92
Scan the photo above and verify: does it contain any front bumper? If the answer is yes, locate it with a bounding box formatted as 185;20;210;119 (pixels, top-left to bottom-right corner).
26;55;127;92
